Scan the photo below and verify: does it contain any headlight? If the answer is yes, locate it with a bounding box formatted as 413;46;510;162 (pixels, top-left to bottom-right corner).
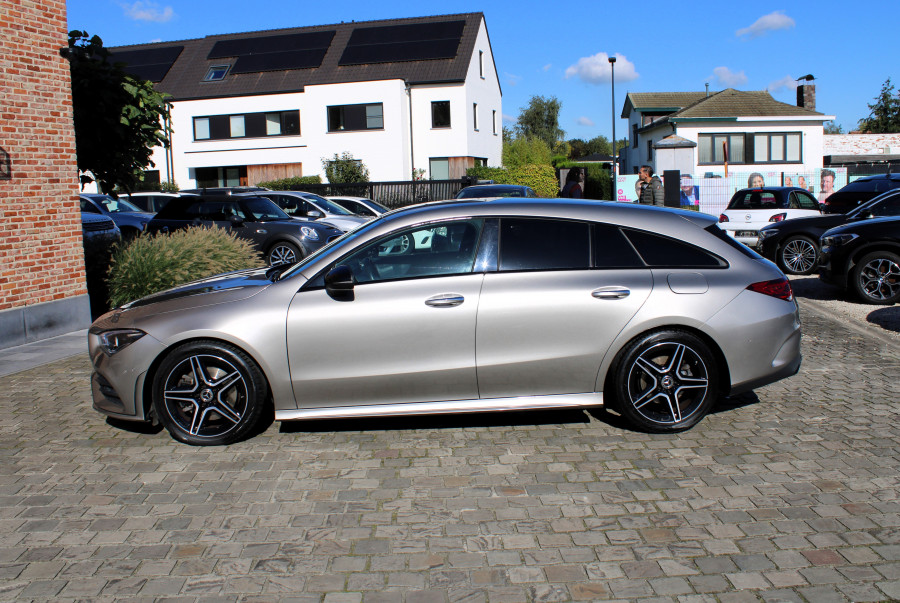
821;233;858;247
300;226;320;240
758;229;778;239
93;328;146;355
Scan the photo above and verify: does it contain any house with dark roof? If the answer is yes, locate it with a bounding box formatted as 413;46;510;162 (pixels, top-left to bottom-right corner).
109;13;501;188
620;87;833;179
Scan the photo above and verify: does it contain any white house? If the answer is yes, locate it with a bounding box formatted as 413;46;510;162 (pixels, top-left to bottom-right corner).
621;88;833;180
109;13;502;187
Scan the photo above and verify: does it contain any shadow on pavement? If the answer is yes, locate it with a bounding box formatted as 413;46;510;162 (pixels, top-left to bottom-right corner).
867;306;900;333
713;391;761;414
106;417;164;435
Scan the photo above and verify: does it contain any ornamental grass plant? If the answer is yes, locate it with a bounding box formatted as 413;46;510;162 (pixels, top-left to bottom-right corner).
107;226;264;307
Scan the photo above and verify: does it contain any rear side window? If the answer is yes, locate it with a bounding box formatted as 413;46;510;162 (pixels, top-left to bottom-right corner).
592;224;644;268
154;199;200;220
705;225;760;260
624;229;725;268
728;191;785;210
790;191;819;210
499;218;590;271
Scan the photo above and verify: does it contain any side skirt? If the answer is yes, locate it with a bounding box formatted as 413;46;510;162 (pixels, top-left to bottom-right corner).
275;392;604;421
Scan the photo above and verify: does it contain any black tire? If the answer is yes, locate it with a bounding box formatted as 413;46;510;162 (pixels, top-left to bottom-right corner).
267;241;301;267
850;251;900;305
777;235;818;275
152;340;268;445
610;330;719;432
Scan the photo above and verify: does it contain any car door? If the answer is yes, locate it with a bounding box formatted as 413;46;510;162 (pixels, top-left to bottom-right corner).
285;218;486;408
476;218;653;398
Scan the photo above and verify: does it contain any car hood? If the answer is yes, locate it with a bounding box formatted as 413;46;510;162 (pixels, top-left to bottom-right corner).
821;216;900;237
120;266;273;310
320;215;369;232
758;213;846;232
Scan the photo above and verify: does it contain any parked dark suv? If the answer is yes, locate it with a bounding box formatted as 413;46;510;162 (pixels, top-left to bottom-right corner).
759;189;900;275
818;216;900;305
146;195;343;266
820;173;900;214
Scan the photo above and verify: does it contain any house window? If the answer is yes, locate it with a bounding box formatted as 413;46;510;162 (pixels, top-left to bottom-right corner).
479;50;484;78
698;134;746;164
195;165;248;188
646;140;652;162
432;101;451;128
430;157;449;180
632;124;638;148
327;103;384;132
752;132;802;163
473;103;478;131
203;65;230;82
229;115;245;138
193;110;300;141
492;110;497;135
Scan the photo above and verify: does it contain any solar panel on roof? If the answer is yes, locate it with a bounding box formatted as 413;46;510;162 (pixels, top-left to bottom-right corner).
108;45;184;82
231;48;330;73
208;31;335;59
338;20;464;66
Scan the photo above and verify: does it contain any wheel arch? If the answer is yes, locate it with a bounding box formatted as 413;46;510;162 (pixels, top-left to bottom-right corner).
601;324;732;403
848;242;900;270
140;336;275;422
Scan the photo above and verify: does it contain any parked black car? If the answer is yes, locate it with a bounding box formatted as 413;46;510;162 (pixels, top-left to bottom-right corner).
456;184;537;199
119;192;182;213
818;216;900;305
759;189;900;275
80;193;155;239
146;195;343;266
820;173;900;214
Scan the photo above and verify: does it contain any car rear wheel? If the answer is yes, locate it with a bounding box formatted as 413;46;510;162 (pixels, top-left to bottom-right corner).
152;341;268;445
778;235;818;275
850;251;900;305
267;241;301;266
611;330;718;432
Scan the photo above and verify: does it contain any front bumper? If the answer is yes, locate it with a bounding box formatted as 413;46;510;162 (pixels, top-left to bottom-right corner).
89;330;166;422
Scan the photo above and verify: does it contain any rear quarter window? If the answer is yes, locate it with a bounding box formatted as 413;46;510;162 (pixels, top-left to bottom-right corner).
624;228;726;268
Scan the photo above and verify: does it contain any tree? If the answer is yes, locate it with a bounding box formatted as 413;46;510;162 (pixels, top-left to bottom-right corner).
514;95;565;149
322;152;370;183
502;136;552;168
823;121;844;134
63;31;171;193
857;78;900;133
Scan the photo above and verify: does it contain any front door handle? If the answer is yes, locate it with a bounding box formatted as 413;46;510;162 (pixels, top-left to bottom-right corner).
425;294;464;308
592;287;630;300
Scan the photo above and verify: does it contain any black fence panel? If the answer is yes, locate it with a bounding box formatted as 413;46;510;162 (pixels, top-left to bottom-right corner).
280;179;468;209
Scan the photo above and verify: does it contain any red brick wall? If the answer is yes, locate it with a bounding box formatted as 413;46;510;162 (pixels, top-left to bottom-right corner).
0;0;86;312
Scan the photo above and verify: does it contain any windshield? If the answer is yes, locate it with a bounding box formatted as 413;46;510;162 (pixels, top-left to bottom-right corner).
278;216;384;279
311;196;357;215
240;197;292;221
92;194;142;213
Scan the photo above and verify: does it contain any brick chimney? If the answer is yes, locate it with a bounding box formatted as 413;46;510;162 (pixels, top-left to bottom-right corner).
797;83;816;111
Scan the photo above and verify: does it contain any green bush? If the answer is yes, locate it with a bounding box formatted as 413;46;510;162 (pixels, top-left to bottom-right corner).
107;226;264;307
256;175;322;189
465;164;559;198
323;152;369;183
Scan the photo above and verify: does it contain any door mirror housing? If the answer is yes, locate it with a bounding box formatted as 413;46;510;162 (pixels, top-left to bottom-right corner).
307;209;325;220
325;264;354;292
229;215;244;226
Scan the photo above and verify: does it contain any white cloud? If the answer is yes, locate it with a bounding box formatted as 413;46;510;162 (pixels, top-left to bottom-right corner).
768;75;799;93
502;113;516;124
543;64;552;72
564;52;638;85
708;66;748;87
576;116;595;127
121;1;174;23
736;11;795;38
504;72;522;87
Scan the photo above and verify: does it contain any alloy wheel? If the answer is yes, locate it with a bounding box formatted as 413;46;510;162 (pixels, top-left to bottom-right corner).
162;354;249;439
625;341;710;426
781;237;818;274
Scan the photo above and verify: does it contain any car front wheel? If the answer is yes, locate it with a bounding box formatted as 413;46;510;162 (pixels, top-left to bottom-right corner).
851;251;900;305
610;330;719;432
778;235;818;275
152;340;268;445
267;241;301;266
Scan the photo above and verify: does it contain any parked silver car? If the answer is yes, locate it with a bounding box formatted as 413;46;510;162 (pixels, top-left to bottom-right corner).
89;199;802;445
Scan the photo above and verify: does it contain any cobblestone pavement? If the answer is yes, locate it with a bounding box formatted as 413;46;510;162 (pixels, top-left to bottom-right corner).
1;304;899;602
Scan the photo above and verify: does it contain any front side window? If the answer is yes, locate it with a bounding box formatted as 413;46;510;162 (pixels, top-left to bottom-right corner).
328;103;384;132
499;218;590;272
432;101;450;128
340;219;484;284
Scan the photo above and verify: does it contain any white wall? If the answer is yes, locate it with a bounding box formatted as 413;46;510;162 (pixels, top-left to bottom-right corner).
464;19;502;167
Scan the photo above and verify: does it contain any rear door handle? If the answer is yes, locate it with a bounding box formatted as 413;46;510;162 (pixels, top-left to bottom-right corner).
592;287;630;300
425;294;464;308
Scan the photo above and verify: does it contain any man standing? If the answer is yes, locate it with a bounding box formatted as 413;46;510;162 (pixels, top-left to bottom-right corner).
638;165;664;206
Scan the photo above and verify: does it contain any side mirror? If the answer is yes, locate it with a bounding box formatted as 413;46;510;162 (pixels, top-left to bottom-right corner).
307;209;325;220
325;265;354;298
229;215;244;226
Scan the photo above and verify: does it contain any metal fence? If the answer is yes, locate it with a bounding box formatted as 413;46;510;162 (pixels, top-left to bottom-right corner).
282;179;468;209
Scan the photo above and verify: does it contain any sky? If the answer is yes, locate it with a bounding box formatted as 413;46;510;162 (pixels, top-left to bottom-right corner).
66;0;896;142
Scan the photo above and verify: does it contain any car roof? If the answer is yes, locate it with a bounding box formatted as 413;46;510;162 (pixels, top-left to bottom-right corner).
849;173;900;182
732;186;808;194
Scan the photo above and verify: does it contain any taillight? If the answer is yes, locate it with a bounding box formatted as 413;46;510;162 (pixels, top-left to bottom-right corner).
768;213;787;222
719;214;729;223
747;277;793;301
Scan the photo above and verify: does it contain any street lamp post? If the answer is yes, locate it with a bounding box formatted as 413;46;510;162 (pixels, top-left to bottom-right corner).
609;56;616;191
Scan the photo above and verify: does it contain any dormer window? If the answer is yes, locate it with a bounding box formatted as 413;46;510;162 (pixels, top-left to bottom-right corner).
203;65;230;82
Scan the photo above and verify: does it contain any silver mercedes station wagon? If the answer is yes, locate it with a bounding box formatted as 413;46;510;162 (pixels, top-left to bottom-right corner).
89;199;802;445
